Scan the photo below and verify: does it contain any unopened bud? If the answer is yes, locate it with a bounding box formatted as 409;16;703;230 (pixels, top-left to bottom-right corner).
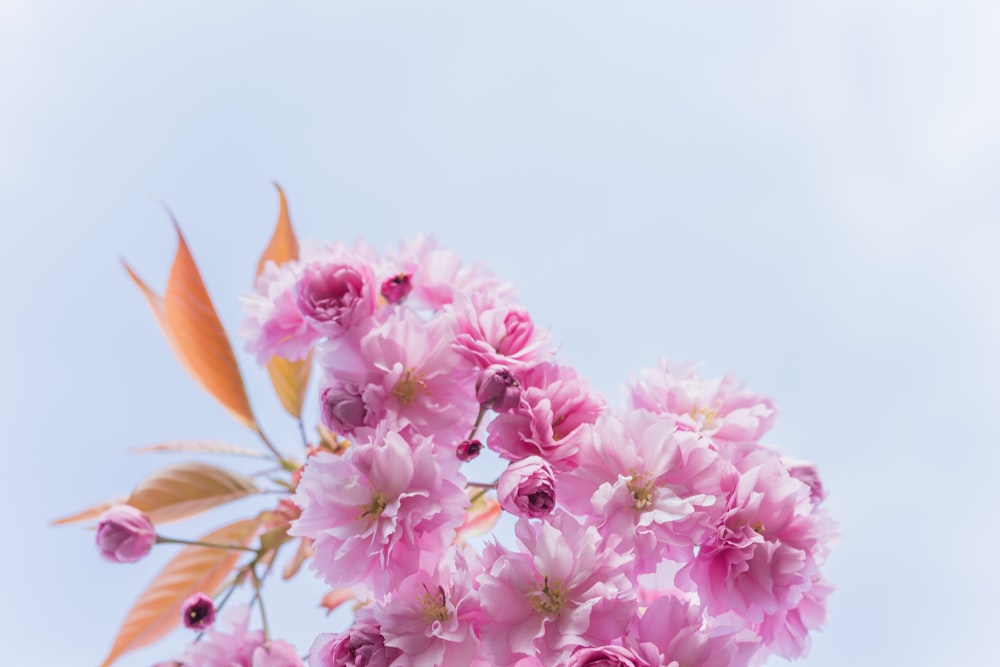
476;366;521;412
380;273;413;305
456;439;483;461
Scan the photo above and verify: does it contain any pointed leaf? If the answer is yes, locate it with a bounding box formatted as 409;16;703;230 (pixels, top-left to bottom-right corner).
51;496;128;526
283;537;314;580
455;495;501;544
126;462;260;525
100;519;259;667
131;441;267;459
256;183;300;275
320;588;356;614
256;184;312;419
163;220;258;430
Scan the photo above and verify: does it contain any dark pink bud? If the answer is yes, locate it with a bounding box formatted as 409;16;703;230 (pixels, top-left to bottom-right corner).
95;505;156;564
456;439;482;461
181;592;216;630
476;365;521;412
380;272;413;305
321;386;368;434
496;456;556;518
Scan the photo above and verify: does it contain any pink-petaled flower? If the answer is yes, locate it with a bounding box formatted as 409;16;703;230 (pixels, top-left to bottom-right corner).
677;458;836;658
496;456;556;518
295;259;377;337
95;505;156;564
387;233;516;310
627;361;777;450
309;608;403;667
560;412;729;571
182;592;216;630
781;455;826;504
290;426;469;596
630;595;758;667
319;309;478;441
240;260;317;364
565;645;653;667
453;295;551;370
487;362;605;470
477;513;636;665
375;545;490;667
174;605;300;667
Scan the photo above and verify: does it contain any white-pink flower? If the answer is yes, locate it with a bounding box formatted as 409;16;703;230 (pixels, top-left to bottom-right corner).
452;294;551;370
240;260;317;364
477;513;636;665
627;362;777;450
290;427;469;596
561;412;729;572
173;605;301;667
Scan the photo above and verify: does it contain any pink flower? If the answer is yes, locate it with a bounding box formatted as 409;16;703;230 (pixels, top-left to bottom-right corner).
677;457;836;658
453;295;551;370
477;513;636;665
182;592;216;630
627;362;777;449
295;259;377;336
290;426;469;596
95;505;156;564
174;605;300;667
375;545;489;667
496;456;556;518
319;309;478;441
560;412;728;571
487;362;605;470
781;456;826;504
630;595;758;667
240;260;317;364
564;645;652;667
387;233;515;310
308;608;402;667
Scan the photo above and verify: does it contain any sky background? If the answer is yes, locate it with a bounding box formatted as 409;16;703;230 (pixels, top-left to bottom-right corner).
2;1;999;665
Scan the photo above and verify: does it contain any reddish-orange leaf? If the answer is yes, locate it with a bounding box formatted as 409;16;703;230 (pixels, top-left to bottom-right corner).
455;495;501;544
51;496;128;526
131;441;266;458
320;588;356;614
162;220;258;430
255;184;312;419
255;183;299;276
283;537;314;580
126;461;260;525
100;519;259;667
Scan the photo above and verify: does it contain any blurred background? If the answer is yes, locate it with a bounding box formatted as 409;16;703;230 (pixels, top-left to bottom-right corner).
2;1;998;665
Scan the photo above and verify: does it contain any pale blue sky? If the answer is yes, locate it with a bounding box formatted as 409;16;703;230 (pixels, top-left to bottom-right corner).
2;2;999;665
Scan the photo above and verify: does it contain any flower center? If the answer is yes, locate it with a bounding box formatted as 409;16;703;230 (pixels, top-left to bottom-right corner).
360;492;388;525
689;404;720;430
627;471;657;510
392;369;426;405
418;584;451;623
529;576;567;615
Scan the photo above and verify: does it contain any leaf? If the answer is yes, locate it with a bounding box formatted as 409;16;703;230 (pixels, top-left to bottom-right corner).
455;495;501;544
282;537;314;580
126;462;260;525
131;441;267;458
124;216;258;431
320;588;356;615
100;519;259;667
51;496;128;526
256;184;312;419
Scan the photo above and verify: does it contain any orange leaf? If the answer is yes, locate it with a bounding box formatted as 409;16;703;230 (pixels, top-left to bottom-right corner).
125;461;260;525
100;519;259;667
320;588;356;614
455;495;501;544
51;496;128;526
256;184;312;419
283;537;314;580
131;441;267;458
164;219;258;430
256;183;300;275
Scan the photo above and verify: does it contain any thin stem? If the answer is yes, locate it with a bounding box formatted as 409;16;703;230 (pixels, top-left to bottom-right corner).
469;477;499;505
251;567;271;643
255;427;287;463
297;419;309;448
466;405;488;441
466;481;496;489
156;536;259;553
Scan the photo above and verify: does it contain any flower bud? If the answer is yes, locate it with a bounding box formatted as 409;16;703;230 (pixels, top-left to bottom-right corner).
476;365;521;412
496;456;556;518
95;505;156;563
456;439;482;462
380;272;413;305
321;386;368;434
182;592;216;630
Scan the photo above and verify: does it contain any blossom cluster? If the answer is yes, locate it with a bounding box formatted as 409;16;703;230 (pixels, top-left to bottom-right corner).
232;234;837;666
88;230;835;667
